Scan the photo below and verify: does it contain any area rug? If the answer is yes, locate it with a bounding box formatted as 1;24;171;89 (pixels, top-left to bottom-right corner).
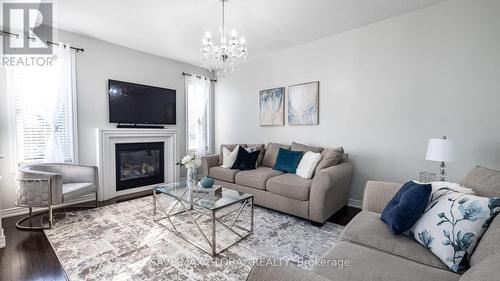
44;195;343;281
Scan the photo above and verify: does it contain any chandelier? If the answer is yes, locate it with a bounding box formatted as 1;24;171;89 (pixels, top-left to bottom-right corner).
201;0;247;77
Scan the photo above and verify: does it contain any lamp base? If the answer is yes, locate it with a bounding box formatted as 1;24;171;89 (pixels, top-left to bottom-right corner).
439;161;447;182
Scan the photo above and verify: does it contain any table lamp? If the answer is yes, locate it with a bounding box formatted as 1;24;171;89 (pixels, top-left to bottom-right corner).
425;136;455;181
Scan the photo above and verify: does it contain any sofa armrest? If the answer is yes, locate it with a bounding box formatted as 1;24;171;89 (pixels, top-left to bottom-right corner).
309;162;353;223
247;263;330;281
361;181;401;213
201;154;219;176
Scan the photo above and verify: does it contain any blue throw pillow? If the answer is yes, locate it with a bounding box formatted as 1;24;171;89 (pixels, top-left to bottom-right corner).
381;181;432;234
273;148;303;173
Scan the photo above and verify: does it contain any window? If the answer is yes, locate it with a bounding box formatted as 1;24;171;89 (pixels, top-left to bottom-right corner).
7;45;77;166
186;75;213;155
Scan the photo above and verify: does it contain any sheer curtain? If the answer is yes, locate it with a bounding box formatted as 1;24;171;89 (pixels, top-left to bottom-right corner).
6;42;77;164
42;44;73;162
186;75;211;157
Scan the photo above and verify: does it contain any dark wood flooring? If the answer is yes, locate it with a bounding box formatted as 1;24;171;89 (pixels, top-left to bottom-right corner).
0;191;360;281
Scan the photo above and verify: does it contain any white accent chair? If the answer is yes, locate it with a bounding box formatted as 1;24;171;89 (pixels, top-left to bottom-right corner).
15;163;99;229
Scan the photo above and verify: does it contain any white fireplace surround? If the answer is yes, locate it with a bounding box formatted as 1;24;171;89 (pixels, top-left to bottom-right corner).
0;176;5;248
96;128;179;201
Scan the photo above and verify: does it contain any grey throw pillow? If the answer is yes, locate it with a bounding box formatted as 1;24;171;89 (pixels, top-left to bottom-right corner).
315;147;344;174
246;143;265;166
462;166;500;197
262;143;291;168
291;141;323;153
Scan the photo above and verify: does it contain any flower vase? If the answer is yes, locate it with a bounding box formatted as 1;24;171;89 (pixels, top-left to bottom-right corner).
186;167;199;189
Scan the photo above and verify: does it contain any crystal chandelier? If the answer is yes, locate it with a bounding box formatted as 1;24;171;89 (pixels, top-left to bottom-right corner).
201;0;247;77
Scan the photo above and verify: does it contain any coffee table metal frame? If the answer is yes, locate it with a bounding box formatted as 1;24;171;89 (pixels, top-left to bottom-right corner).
153;184;254;256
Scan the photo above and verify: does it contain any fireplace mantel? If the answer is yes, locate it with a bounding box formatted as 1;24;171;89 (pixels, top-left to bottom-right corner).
95;128;179;201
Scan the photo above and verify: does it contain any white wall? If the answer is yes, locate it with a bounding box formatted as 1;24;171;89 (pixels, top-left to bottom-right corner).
0;28;211;211
215;0;500;203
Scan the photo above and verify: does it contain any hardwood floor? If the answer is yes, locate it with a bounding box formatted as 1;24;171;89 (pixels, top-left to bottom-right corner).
0;191;360;281
328;205;361;226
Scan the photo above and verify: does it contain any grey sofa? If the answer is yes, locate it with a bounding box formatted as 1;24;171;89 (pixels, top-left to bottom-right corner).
247;165;500;281
201;142;353;224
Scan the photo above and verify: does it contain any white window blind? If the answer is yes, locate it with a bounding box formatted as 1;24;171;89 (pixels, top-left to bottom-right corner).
7;47;76;165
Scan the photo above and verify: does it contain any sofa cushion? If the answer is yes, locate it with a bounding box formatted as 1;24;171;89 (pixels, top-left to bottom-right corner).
246;143;265;166
221;145;240;168
381;181;432;234
235;167;284;190
313;242;460;281
266;174;312;201
315;147;344;174
232;146;260;170
407;189;499;272
218;144;247;165
273;148;303;173
462;166;500;197
296;151;322;179
290;141;323;153
469;214;500;267
341;211;449;270
209;166;239;183
460;254;500;281
63;183;95;202
262;143;291;168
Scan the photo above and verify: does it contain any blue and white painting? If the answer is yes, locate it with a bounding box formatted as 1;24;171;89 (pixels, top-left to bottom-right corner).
260;87;285;126
288;81;319;125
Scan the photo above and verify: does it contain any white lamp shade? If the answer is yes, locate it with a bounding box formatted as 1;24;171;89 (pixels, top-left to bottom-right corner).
425;138;455;162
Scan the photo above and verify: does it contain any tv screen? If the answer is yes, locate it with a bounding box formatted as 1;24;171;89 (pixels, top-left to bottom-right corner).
108;79;176;125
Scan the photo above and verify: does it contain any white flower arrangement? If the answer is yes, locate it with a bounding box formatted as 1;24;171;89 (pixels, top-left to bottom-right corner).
176;154;201;169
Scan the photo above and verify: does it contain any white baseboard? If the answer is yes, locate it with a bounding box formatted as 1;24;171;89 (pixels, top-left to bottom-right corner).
2;206;30;218
347;198;362;209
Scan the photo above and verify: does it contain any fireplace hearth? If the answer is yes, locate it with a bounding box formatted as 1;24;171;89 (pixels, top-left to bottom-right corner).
115;142;164;191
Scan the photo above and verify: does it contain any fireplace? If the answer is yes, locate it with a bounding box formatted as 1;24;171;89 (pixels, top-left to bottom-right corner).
115;142;164;191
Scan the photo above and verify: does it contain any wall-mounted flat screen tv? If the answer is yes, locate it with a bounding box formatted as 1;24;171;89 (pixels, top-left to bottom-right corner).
108;79;176;125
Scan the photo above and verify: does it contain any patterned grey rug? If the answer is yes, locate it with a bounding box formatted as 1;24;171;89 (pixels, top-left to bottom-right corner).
44;195;343;281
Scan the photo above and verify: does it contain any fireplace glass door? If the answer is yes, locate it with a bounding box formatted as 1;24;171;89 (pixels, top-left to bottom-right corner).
115;142;164;191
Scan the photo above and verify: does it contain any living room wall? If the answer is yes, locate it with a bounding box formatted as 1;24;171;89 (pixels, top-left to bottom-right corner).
214;0;500;205
0;28;211;211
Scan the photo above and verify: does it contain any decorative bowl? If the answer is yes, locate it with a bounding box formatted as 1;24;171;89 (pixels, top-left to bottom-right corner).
200;176;214;188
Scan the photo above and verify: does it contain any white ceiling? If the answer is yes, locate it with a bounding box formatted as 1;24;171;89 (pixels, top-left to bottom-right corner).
49;0;447;66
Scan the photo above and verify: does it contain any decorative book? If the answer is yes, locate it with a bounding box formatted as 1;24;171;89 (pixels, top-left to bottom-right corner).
193;184;222;196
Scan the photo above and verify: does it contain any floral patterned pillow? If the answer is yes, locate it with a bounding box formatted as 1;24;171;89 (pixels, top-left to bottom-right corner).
406;188;500;272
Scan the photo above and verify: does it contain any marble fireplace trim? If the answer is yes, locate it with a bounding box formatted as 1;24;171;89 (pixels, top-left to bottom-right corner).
96;128;179;201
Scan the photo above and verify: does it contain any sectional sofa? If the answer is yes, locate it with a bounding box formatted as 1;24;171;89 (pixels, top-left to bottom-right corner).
246;166;500;281
201;142;353;224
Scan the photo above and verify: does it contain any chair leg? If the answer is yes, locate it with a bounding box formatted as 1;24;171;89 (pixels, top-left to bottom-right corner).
95;192;99;208
48;205;53;229
16;207;51;230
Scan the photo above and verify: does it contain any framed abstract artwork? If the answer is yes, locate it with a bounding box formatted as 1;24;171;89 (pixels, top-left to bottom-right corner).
259;87;285;126
287;81;319;125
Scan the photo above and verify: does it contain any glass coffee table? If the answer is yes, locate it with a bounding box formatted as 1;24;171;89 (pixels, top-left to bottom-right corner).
153;182;254;256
